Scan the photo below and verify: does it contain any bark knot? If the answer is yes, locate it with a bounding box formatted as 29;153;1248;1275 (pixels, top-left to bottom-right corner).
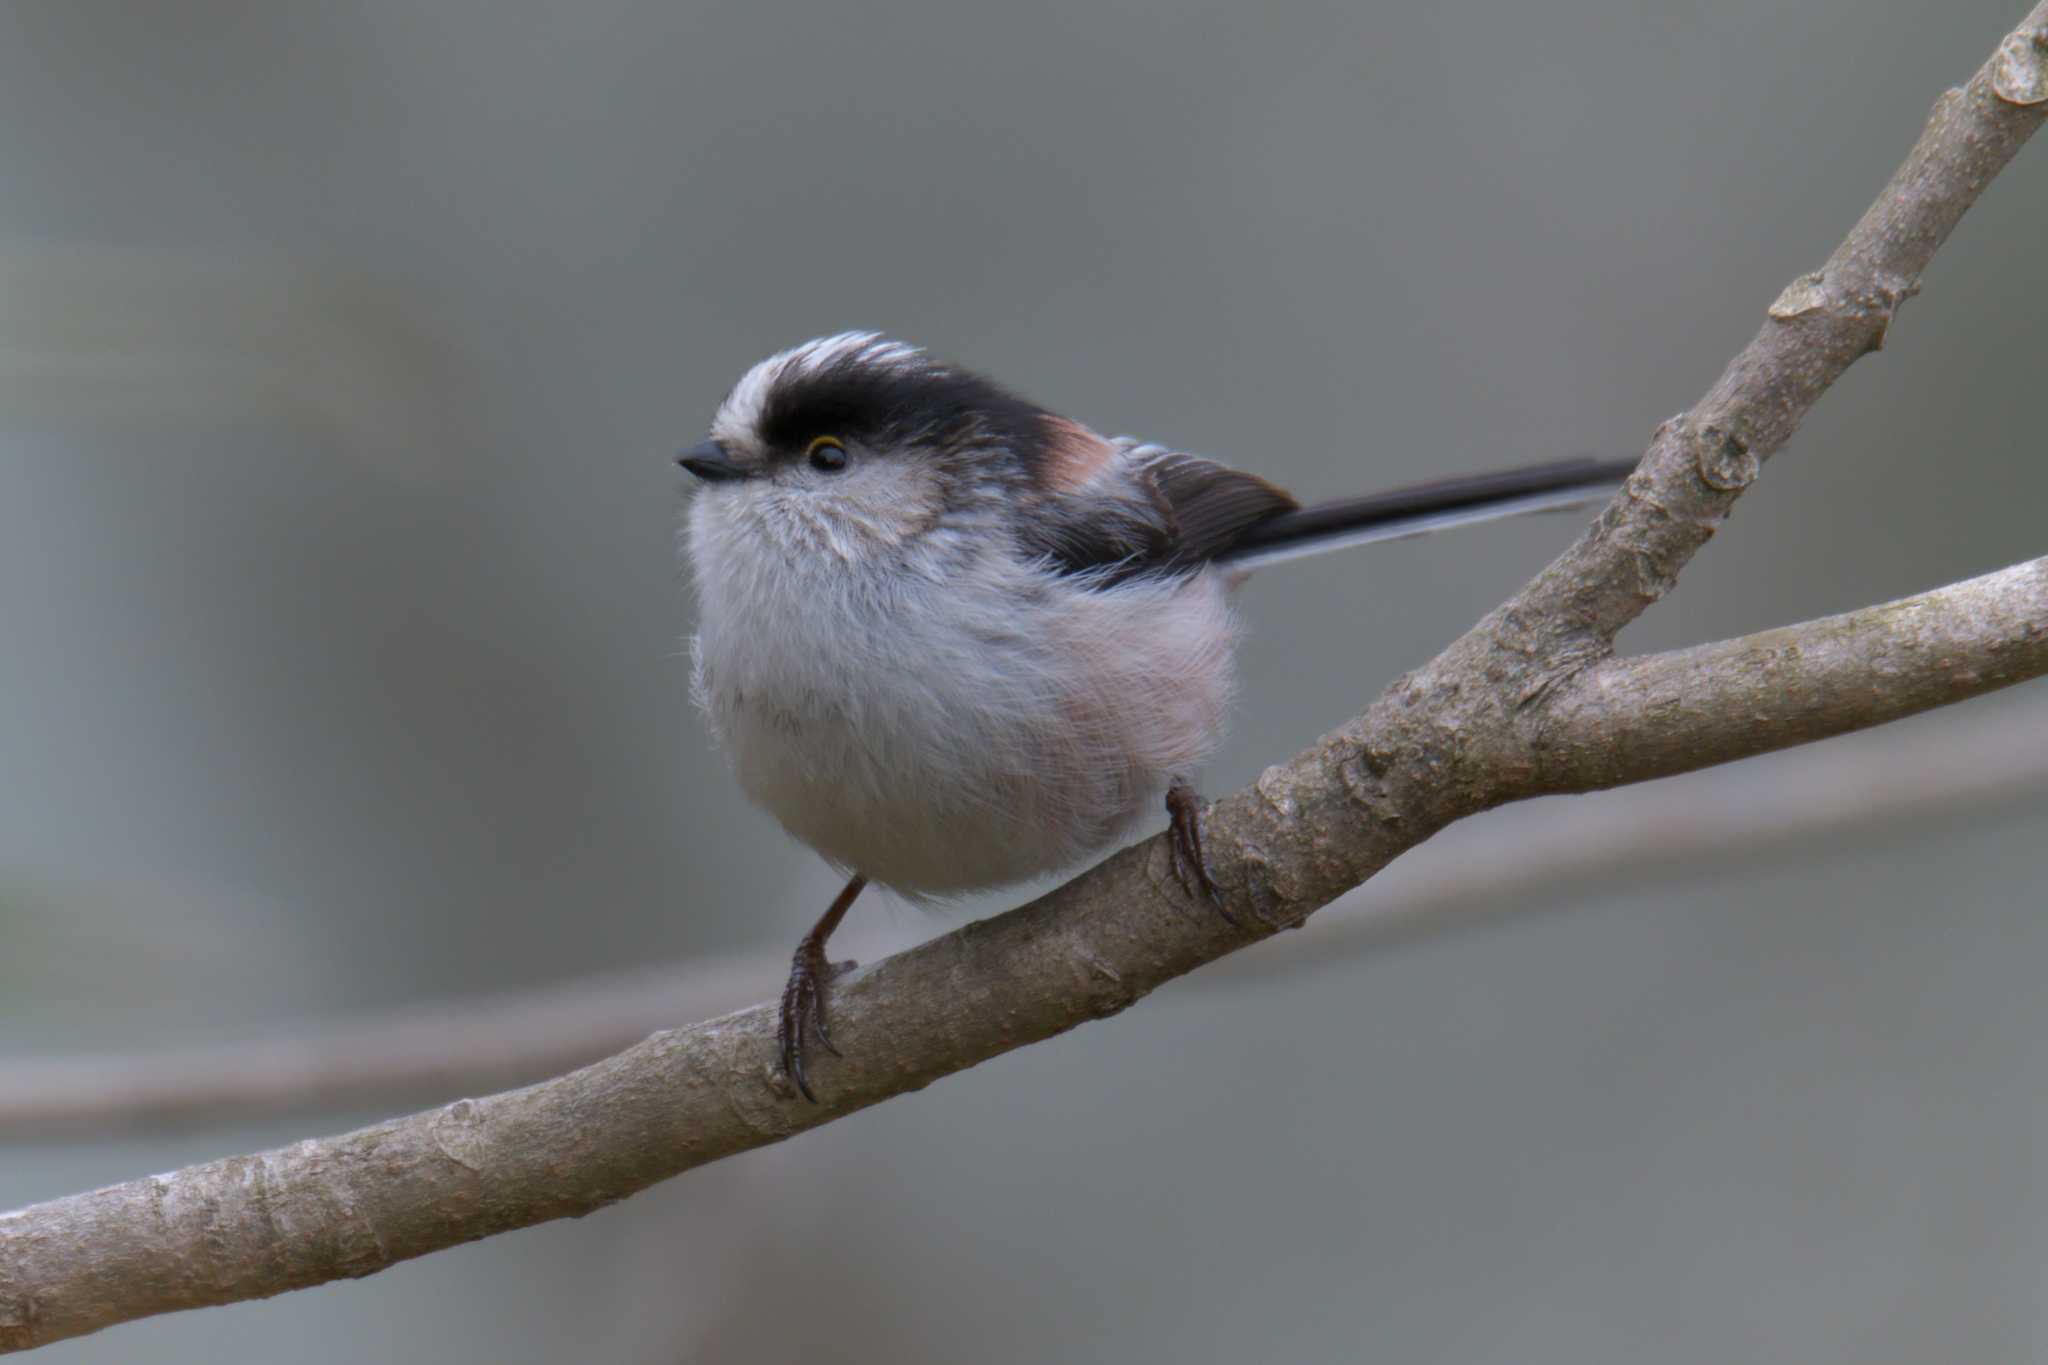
430;1099;491;1173
1692;420;1759;492
1337;745;1404;826
1993;26;2048;105
1767;271;1830;319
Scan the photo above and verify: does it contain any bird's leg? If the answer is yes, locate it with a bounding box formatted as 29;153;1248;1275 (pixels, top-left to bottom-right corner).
1165;777;1239;927
780;873;867;1103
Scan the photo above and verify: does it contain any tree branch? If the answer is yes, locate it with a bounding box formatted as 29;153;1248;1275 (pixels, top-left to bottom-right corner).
5;690;2046;1140
1538;557;2048;789
4;4;2046;1352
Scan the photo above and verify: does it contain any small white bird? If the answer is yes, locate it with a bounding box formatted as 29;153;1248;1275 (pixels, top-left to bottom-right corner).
681;332;1631;1099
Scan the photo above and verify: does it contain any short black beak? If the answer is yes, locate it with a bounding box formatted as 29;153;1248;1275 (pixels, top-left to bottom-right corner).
678;441;748;482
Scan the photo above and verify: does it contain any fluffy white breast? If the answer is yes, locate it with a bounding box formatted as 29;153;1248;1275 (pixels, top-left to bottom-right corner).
687;488;1238;896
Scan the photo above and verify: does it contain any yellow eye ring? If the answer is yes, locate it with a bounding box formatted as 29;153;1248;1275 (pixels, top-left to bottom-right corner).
806;435;848;473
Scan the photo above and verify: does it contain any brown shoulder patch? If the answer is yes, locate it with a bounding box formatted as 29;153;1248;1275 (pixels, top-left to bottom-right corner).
1039;417;1119;493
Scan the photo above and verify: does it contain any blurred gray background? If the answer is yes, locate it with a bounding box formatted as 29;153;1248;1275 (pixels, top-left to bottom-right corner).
2;0;2045;1360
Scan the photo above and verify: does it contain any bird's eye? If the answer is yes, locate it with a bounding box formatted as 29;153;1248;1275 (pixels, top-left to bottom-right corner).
806;436;848;473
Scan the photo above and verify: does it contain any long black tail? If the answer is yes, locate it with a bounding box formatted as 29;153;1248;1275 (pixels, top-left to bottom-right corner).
1217;455;1638;572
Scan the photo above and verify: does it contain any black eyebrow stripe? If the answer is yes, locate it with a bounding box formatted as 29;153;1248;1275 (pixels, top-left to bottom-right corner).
754;353;1051;462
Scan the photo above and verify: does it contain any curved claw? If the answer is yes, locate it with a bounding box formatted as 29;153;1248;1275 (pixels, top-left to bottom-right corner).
1166;778;1237;927
811;967;845;1058
778;947;825;1103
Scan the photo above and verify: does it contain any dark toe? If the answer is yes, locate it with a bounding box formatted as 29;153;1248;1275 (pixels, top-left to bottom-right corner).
1166;778;1235;925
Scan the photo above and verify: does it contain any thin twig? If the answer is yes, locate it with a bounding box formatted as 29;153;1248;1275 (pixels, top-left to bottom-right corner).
0;957;767;1138
3;5;2046;1351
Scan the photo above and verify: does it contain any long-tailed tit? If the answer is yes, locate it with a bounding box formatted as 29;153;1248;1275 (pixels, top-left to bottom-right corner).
681;332;1633;1100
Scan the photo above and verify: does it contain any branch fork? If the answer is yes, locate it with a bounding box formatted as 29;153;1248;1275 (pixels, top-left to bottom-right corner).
5;3;2048;1351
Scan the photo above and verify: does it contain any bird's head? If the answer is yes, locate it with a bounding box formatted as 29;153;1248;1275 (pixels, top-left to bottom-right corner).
680;332;1066;567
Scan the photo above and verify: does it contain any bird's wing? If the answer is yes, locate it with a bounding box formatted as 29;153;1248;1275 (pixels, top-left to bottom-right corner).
1021;433;1299;585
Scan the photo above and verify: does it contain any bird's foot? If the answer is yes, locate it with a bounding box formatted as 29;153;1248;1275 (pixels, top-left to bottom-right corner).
779;937;849;1103
777;873;868;1103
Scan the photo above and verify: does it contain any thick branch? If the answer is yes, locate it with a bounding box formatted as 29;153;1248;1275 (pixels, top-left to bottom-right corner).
3;5;2046;1353
4;692;2045;1140
1537;558;2048;789
4;580;2043;1354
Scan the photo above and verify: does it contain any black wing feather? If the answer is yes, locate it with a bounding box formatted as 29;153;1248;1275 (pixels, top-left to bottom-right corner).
1027;495;1176;577
1025;444;1299;585
1144;451;1301;567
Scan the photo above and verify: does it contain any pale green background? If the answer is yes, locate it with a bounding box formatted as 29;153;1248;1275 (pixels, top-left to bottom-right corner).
2;1;2045;1360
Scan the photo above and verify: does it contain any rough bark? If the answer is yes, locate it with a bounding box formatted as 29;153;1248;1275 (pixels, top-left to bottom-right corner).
4;3;2047;1352
7;689;2046;1140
